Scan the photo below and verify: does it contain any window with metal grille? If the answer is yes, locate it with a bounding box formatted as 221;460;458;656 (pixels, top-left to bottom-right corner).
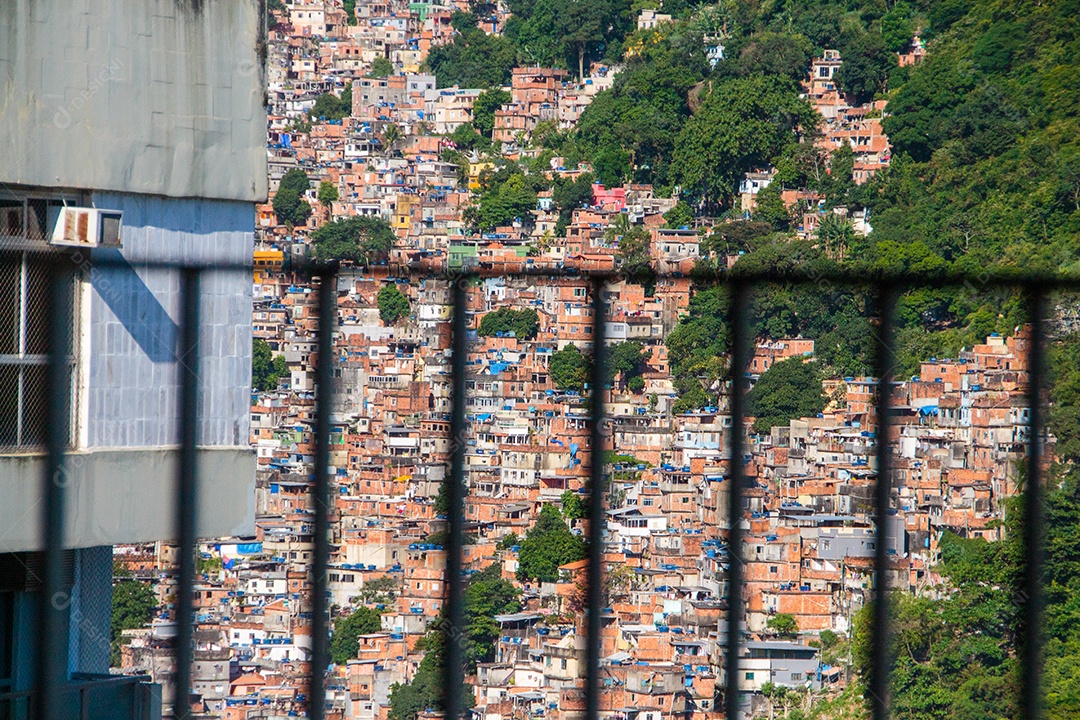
0;251;77;450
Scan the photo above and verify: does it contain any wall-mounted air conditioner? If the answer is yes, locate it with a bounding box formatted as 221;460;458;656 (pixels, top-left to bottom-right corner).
49;207;123;248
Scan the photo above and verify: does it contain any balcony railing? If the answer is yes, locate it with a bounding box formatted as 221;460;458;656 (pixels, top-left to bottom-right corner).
20;253;1070;720
0;673;158;720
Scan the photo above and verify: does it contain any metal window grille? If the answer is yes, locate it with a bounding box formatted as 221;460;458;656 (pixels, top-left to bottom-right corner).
0;250;77;451
23;256;1058;720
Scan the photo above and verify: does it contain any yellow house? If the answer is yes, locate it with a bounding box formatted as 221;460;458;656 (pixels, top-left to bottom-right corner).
393;195;417;231
468;161;496;191
254;247;284;282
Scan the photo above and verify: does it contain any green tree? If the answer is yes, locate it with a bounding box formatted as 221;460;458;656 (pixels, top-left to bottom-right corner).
381;123;403;155
663;201;694;229
111;580;156;666
835;31;894;105
424;13;519;88
575;19;707;188
766;613;798;638
497;532;520;550
272;186;311;226
746;356;824;434
368;56;394;77
516;504;587;582
477;308;539;339
702;221;773;256
273;168;313;226
312;216;395;264
463;564;521;667
880;2;915;53
474;174;537;230
608;341;648;385
605;213;652;284
752;181;790;230
473;88;511;138
972;21;1026;75
317;180;339;206
552;172;595;235
358;576;400;605
279;167;311;196
817;213;856;257
252;338;287;392
330;606;384;664
377;284;410;324
311;87;352;121
549;343;590;391
560;490;586;521
673;76;816;210
737;31;813;82
555;0;608;81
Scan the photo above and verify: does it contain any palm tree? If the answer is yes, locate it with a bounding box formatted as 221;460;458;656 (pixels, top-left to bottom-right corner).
817;212;856;259
381;122;403;156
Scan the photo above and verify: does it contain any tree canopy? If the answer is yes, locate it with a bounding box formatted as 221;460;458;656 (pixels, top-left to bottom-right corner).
608;341;648;386
273;168;313;226
252;339;287;392
516;504;587;582
312;216;395;265
330;606;384;664
368;57;394;78
310;84;353;121
377;284;410;325
317;180;339;206
111;580;156;666
477;308;539;339
746;356;824;434
424;12;519;88
672;75;817;210
473;88;511;139
549;343;590;392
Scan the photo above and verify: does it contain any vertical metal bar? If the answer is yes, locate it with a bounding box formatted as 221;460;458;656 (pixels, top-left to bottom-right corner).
585;276;609;720
35;259;73;720
16;254;27;445
1021;285;1046;720
309;269;337;720
724;279;750;720
173;269;200;720
870;283;897;720
444;274;469;720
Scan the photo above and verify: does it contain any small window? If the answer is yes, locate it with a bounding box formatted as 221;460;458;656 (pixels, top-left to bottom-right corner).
745;672;755;680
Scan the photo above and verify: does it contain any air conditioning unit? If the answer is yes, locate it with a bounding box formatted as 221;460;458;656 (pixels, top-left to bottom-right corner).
49;207;123;248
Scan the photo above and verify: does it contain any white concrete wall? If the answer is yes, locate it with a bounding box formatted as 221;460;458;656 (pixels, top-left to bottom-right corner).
0;0;268;202
0;448;256;552
86;192;253;448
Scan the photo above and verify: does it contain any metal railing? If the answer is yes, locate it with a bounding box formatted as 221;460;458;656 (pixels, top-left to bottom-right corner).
25;255;1067;720
2;672;156;720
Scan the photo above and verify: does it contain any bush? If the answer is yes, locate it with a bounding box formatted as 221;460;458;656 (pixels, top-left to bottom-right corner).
330;606;383;664
550;344;589;391
477;308;539;339
252;339;287;392
516;505;586;582
312;216;395;264
377;284;410;324
746;356;825;434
